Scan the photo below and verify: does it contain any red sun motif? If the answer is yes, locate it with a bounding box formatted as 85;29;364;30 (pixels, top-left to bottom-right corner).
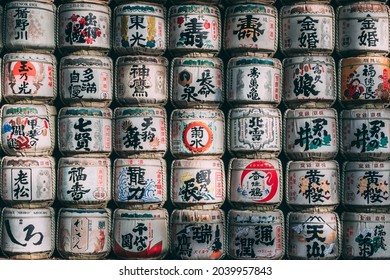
12;61;36;82
240;160;279;203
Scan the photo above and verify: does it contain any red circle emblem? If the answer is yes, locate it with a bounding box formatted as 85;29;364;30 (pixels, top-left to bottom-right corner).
183;121;213;153
240;160;279;203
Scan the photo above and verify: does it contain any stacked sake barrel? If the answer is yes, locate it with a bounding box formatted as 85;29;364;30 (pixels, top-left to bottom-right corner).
167;0;226;260
0;0;57;259
335;0;390;260
223;0;285;260
110;0;169;260
55;0;113;259
279;0;341;259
